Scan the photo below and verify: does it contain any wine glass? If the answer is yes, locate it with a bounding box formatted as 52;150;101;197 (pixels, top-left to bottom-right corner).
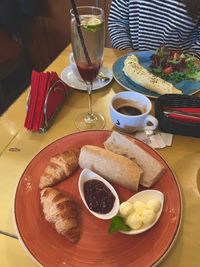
70;6;105;130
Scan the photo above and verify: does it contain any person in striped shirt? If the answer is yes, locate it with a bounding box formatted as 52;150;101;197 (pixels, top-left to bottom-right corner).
108;0;200;58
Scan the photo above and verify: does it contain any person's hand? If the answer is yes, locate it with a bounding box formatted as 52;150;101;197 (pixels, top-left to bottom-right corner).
125;48;134;53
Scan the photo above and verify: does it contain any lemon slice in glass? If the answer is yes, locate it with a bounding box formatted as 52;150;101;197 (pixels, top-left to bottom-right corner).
82;16;102;32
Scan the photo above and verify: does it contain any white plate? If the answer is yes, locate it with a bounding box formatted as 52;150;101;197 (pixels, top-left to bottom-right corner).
120;190;164;235
60;65;113;91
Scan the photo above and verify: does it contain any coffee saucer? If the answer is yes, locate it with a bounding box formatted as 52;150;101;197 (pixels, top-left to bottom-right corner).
60;65;113;91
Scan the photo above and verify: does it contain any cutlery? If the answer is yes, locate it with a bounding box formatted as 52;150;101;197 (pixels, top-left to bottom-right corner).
98;72;111;82
77;72;110;83
164;110;200;118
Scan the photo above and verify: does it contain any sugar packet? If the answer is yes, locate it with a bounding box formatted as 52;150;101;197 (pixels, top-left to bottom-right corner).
134;131;173;149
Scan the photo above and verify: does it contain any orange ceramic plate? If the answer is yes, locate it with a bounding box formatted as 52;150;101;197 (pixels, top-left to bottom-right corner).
14;130;182;267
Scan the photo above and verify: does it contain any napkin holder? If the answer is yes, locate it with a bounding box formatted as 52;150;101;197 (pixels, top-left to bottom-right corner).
27;79;67;132
42;79;67;132
155;94;200;138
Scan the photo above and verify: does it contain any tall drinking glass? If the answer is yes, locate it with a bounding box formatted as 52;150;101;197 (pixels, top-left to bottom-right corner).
70;6;105;130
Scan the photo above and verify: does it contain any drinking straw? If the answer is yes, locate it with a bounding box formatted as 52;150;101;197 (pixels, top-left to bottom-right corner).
70;0;92;65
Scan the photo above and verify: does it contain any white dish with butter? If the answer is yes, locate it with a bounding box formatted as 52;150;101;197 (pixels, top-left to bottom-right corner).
120;189;164;235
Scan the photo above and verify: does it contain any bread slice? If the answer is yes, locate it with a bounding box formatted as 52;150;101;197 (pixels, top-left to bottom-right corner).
104;131;165;187
79;145;143;191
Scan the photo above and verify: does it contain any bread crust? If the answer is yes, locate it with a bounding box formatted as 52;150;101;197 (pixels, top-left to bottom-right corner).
79;145;143;191
104;131;165;187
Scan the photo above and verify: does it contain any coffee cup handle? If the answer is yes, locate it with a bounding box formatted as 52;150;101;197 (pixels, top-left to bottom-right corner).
143;115;158;131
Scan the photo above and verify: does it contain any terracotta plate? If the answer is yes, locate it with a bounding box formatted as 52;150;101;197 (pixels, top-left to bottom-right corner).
14;130;182;267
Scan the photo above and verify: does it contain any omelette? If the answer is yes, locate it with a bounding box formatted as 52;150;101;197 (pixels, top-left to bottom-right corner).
123;55;182;95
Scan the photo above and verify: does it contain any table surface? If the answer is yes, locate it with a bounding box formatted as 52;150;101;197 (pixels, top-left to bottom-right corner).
0;45;200;267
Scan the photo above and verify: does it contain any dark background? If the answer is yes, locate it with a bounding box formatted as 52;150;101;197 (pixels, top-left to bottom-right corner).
0;0;111;114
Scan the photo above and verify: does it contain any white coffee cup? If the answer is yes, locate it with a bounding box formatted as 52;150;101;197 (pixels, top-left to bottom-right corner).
69;52;84;81
109;91;158;132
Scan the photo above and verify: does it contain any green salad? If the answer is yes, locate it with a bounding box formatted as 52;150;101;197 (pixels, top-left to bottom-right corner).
150;45;200;83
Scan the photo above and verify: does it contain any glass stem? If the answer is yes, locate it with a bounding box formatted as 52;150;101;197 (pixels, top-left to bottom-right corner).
87;82;93;116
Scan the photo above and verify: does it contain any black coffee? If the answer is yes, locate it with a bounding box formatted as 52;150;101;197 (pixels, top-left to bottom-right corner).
117;105;142;116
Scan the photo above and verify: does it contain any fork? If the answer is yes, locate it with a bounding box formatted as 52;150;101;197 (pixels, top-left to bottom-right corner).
98;72;110;82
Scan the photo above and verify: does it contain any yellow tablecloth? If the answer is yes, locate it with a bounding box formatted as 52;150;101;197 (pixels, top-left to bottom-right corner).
0;45;200;267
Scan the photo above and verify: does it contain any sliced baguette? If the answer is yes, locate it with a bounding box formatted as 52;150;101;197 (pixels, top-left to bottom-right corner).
104;131;165;187
79;145;143;191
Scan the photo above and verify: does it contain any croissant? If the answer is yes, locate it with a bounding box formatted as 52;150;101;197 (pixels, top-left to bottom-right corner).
39;148;80;189
40;187;80;242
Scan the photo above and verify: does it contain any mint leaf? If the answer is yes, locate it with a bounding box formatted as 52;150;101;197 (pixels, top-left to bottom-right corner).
83;22;102;33
83;25;97;32
108;216;131;234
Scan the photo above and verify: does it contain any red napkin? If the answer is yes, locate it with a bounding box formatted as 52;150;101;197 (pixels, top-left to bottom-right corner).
45;75;67;122
163;106;200;113
163;106;200;123
24;71;40;129
24;71;68;131
165;113;200;123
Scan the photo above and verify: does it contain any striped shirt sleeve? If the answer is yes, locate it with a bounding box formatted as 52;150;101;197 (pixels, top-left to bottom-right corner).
108;0;133;50
108;0;200;58
189;26;200;59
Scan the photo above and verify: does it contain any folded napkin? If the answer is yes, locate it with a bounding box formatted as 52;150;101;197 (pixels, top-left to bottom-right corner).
163;106;200;113
165;113;200;123
163;106;200;124
24;71;68;131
